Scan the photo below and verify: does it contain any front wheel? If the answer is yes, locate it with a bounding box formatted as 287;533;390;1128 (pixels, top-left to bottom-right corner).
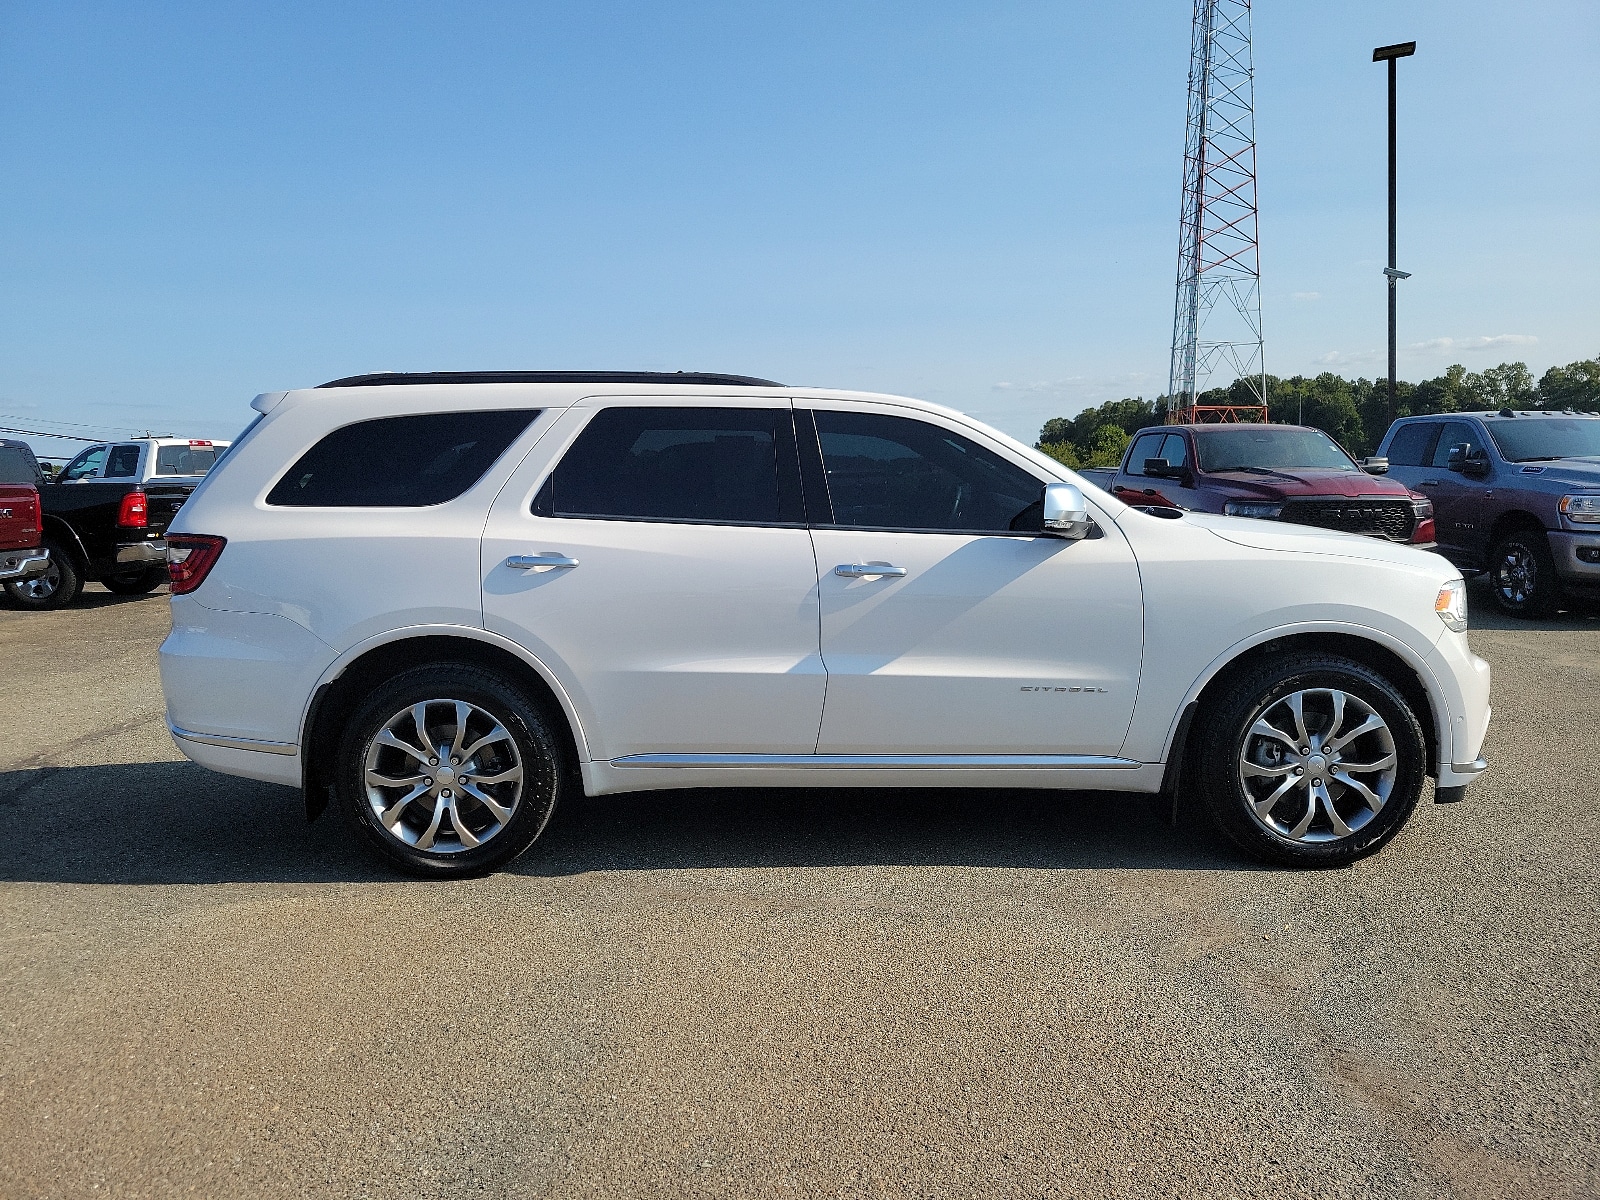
1198;654;1427;868
335;663;565;877
1488;529;1559;618
3;539;83;610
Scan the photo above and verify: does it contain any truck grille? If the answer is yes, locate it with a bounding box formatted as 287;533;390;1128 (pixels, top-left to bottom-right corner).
1279;498;1415;541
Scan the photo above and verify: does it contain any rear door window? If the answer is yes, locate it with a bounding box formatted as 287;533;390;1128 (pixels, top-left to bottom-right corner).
268;410;540;507
535;407;802;526
1385;422;1439;466
104;444;142;478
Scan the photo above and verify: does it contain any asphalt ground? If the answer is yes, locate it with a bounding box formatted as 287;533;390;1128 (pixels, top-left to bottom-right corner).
0;583;1596;1199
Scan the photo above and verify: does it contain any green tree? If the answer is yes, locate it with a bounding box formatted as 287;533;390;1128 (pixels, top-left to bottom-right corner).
1037;441;1082;470
1536;356;1600;411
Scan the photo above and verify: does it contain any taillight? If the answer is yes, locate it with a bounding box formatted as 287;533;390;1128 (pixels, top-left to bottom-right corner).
19;493;40;527
1410;494;1435;545
117;490;149;528
166;535;226;594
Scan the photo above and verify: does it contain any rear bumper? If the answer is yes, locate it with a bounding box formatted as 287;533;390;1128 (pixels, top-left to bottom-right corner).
114;538;167;566
0;548;49;581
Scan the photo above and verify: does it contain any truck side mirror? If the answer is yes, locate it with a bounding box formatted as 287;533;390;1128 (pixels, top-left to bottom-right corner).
1447;445;1490;477
1143;457;1176;479
1360;457;1390;475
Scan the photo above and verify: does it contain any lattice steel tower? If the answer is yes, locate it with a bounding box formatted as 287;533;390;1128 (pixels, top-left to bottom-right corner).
1167;0;1266;424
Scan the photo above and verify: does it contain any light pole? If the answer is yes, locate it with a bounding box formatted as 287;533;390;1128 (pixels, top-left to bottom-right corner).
1373;40;1416;427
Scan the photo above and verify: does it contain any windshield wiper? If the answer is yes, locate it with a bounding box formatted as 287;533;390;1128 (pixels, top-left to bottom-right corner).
1235;466;1310;481
1512;456;1564;462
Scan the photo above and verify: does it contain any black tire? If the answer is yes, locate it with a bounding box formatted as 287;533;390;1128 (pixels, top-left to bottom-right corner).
1197;653;1427;868
335;663;564;878
3;538;84;610
102;566;168;595
1487;528;1560;618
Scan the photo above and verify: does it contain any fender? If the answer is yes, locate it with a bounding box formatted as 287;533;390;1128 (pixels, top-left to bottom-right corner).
299;622;593;763
1154;619;1452;770
40;513;89;565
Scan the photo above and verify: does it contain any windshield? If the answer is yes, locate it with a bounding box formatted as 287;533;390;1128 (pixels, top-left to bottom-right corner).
1486;417;1600;463
1194;427;1358;473
155;444;221;476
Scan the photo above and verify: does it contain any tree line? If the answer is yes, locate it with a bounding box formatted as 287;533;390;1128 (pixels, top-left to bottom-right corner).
1035;354;1600;470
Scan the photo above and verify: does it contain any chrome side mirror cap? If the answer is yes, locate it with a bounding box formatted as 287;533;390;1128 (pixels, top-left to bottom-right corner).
1042;482;1092;540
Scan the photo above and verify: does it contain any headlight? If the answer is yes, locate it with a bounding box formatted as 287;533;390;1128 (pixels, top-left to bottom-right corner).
1224;500;1284;520
1435;578;1468;632
1558;494;1600;524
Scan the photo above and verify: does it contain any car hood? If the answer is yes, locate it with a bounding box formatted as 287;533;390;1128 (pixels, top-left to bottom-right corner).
1509;457;1600;488
1183;511;1451;570
1201;468;1410;498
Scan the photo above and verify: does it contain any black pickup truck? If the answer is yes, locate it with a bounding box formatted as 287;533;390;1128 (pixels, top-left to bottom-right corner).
11;437;229;610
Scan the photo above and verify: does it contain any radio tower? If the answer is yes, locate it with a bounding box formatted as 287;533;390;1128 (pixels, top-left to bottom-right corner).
1167;0;1267;424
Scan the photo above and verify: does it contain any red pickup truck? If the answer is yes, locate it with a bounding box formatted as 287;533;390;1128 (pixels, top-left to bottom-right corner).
1079;423;1437;547
0;439;51;588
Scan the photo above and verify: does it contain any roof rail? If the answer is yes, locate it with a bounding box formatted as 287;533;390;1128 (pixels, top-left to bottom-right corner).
316;370;784;389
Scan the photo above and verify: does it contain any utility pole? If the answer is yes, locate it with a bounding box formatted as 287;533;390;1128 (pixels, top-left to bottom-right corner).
1373;41;1415;428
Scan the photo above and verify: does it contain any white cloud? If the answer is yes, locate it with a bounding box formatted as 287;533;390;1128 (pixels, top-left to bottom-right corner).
1404;334;1539;355
991;371;1150;396
1291;291;1321;301
1314;349;1383;367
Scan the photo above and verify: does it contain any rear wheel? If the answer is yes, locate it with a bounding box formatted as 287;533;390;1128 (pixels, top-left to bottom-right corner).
1198;653;1427;867
1487;528;1559;618
3;538;83;610
102;566;167;595
336;663;564;877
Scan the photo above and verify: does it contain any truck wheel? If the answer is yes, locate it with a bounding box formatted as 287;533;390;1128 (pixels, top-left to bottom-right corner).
1487;529;1559;618
103;566;168;595
3;538;83;610
335;663;565;878
1198;653;1427;868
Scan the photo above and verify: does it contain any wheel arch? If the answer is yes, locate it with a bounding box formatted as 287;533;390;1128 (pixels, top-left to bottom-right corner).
299;626;590;820
1486;508;1547;546
1164;626;1442;784
39;515;89;566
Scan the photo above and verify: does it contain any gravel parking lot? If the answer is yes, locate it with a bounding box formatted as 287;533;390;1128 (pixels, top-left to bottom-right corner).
1;584;1596;1199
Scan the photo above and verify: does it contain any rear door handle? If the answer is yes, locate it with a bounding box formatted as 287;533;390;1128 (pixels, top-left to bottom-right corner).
835;563;907;578
1418;480;1444;487
507;553;579;571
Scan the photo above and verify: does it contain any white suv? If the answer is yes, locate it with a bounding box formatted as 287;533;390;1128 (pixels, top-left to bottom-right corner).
159;371;1491;875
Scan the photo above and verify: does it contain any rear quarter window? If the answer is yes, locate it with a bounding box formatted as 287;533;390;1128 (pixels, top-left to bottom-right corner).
267;410;540;507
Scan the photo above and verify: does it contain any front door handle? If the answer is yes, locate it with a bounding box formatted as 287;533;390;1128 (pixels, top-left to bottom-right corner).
1418;480;1444;487
835;563;907;579
507;553;579;572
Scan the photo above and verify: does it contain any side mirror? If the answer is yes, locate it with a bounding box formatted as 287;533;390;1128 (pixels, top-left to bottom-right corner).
1447;444;1490;477
1042;483;1092;540
1143;457;1173;478
1361;457;1390;475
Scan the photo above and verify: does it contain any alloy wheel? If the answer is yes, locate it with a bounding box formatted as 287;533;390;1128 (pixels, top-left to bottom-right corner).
1238;687;1398;844
362;698;524;854
11;560;61;601
1494;544;1538;608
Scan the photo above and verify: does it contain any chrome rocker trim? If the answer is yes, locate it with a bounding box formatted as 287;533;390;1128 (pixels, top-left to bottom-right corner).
610;753;1142;770
168;719;298;756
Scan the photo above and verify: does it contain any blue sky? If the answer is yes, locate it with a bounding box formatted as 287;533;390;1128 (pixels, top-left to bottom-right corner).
1;0;1595;461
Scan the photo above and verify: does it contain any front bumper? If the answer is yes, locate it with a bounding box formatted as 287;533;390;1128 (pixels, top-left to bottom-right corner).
0;548;49;582
114;539;167;566
1550;530;1600;584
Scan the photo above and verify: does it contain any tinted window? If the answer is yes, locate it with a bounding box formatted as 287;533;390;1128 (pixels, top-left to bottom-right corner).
1159;433;1188;469
1486;417;1600;463
0;446;38;485
812;410;1043;533
1128;432;1166;475
1385;422;1438;467
268;410;538;507
538;407;800;525
1195;428;1357;472
1429;422;1482;469
156;444;220;476
105;444;141;478
60;446;106;482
